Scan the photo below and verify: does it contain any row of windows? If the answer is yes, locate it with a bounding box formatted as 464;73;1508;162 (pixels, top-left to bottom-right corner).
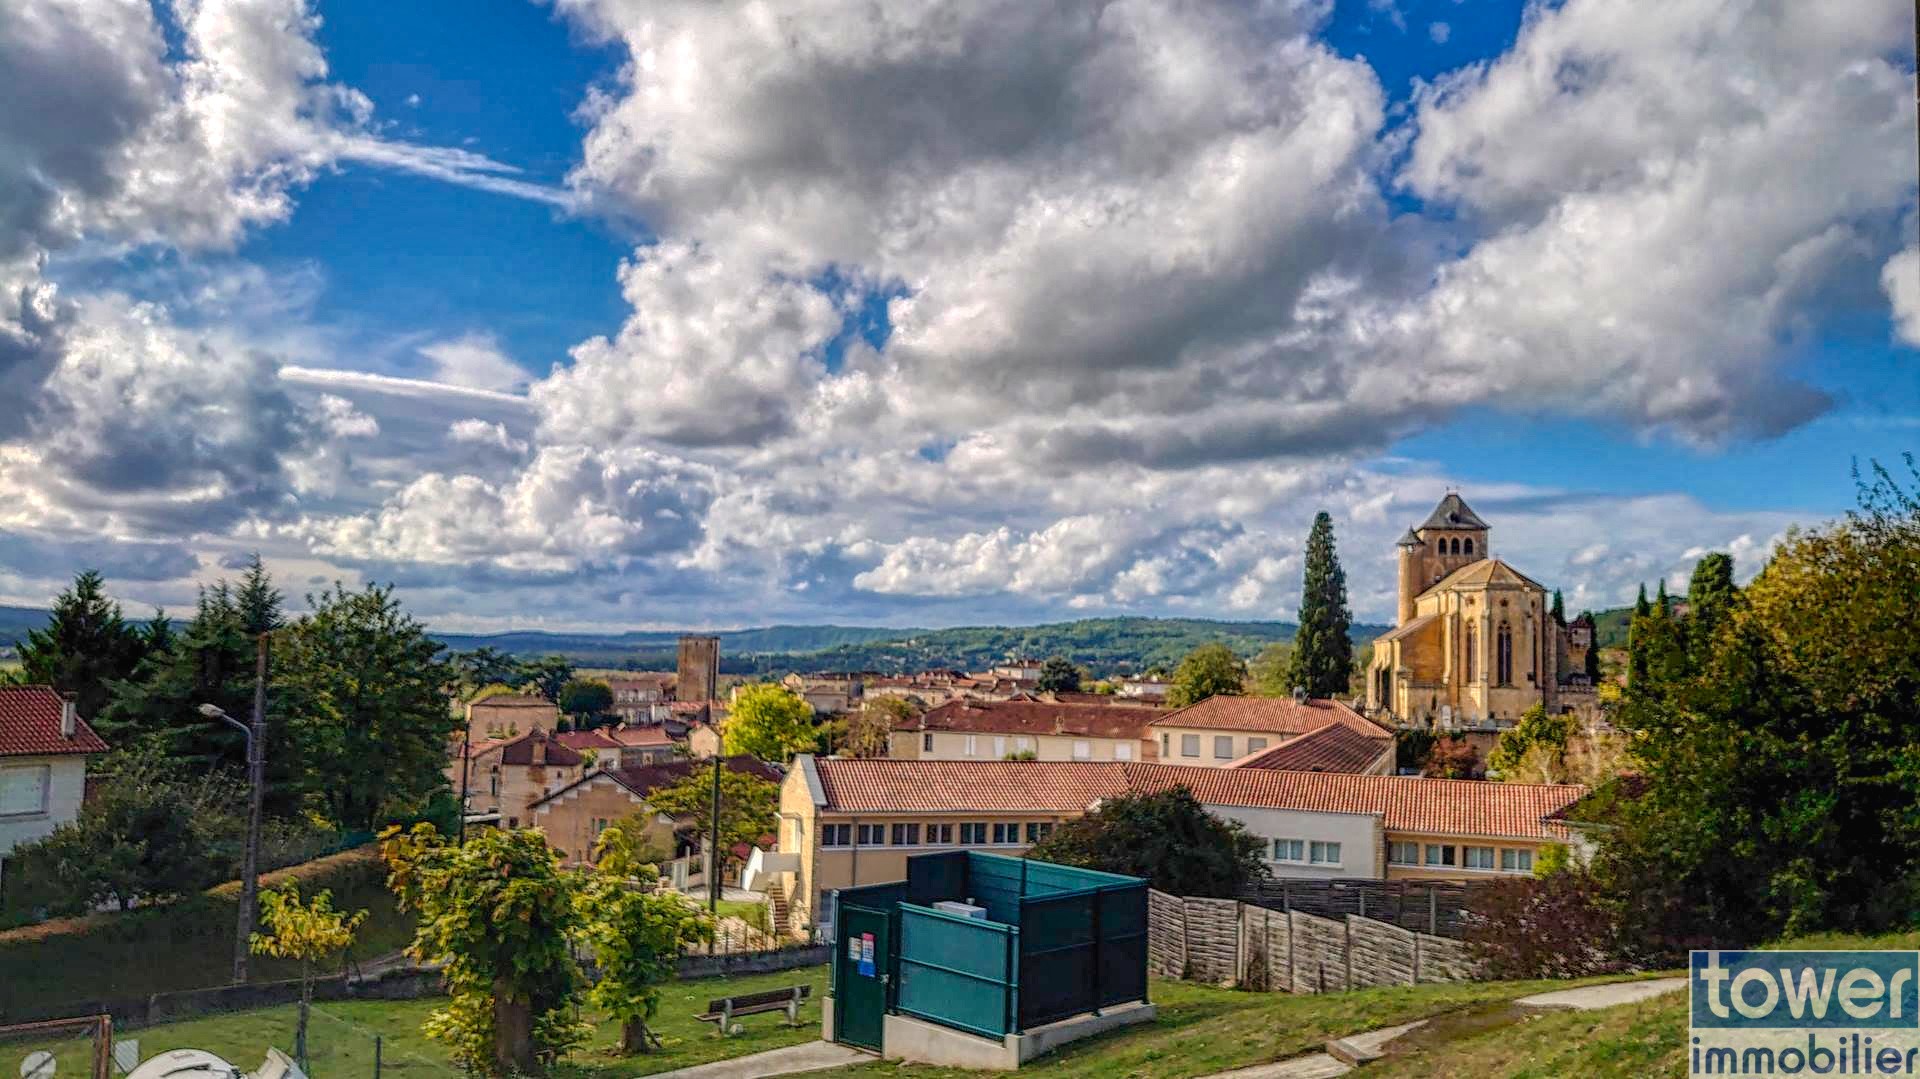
1160;733;1271;759
821;821;1056;848
924;733;1130;760
1389;841;1532;873
1271;839;1342;866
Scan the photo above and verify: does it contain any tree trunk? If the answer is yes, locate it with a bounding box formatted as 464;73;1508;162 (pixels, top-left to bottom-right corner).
297;962;311;1071
492;978;536;1076
619;1018;658;1055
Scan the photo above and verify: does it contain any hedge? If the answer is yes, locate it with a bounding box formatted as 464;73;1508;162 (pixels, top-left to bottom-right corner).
0;845;414;1020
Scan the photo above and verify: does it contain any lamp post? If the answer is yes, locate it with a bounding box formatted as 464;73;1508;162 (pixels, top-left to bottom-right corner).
201;632;268;984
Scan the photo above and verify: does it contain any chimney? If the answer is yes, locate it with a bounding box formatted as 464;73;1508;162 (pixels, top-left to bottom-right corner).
60;692;77;738
530;731;547;766
1292;686;1308;705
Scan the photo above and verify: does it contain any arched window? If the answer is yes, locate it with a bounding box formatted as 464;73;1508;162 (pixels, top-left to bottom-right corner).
1496;622;1513;686
1464;538;1474;555
1451;537;1462;555
1464;623;1476;682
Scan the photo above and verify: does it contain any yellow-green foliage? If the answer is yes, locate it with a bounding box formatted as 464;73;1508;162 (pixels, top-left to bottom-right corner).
251;885;367;967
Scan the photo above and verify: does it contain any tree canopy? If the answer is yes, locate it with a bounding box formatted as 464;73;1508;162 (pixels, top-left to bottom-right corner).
1285;511;1353;698
1036;656;1082;694
558;678;614;722
1029;787;1265;897
646;766;779;872
1166;642;1247;708
720;684;816;761
19;570;149;722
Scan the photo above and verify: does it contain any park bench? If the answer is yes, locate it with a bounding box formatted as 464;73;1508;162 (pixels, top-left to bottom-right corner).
695;984;812;1036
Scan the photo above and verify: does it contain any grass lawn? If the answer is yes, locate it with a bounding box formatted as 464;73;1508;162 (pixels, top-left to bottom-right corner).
29;966;829;1079
713;898;770;934
824;973;1664;1078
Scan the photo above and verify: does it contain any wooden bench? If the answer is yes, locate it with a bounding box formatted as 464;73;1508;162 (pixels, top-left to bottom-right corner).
695;984;812;1036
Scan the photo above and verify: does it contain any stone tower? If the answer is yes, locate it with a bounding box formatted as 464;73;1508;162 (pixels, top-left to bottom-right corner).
676;635;720;702
1394;492;1491;624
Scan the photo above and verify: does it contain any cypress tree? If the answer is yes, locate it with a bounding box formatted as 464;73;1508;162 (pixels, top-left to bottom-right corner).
1686;552;1737;665
1549;589;1566;623
1628;583;1652;687
1285;511;1353;698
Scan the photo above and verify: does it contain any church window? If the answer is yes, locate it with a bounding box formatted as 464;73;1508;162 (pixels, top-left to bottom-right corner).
1451;537;1462;555
1496;622;1514;686
1464;624;1476;682
1464;538;1474;555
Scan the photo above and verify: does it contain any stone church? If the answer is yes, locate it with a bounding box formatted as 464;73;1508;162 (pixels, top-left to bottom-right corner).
1365;493;1598;729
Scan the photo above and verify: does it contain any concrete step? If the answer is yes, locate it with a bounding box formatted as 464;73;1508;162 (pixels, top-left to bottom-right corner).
1324;1019;1427;1066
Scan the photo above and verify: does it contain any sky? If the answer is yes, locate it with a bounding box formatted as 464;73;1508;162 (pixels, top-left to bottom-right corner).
0;0;1915;633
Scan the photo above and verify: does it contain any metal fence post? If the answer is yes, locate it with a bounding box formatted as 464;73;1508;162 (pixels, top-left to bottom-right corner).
1088;888;1104;1017
374;1035;382;1079
1429;890;1438;936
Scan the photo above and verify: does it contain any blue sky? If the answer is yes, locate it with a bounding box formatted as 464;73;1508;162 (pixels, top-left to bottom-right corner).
0;0;1913;630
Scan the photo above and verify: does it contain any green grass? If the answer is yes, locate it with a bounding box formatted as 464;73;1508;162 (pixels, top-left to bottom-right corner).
714;899;771;934
825;973;1661;1078
1351;931;1920;1078
29;967;829;1079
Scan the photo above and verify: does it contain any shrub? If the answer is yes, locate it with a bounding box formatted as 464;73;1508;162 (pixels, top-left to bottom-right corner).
1462;868;1635;980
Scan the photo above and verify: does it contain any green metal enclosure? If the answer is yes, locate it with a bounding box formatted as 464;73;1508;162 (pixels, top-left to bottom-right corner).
828;851;1149;1052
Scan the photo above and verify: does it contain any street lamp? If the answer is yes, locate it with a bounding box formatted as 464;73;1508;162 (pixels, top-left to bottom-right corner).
201;632;268;984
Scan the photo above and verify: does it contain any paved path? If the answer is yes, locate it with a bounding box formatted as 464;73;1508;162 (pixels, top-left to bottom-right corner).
1196;978;1688;1079
642;1041;869;1079
1513;976;1687;1011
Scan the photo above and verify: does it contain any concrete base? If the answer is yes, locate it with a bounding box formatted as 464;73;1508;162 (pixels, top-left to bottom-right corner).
880;1002;1158;1070
819;997;835;1042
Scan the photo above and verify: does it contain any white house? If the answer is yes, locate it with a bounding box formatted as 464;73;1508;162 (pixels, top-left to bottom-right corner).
0;686;110;880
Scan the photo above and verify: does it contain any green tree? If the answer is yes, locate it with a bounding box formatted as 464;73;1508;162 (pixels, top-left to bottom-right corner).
1248;642;1295;697
1487;703;1576;777
274;584;458;831
1166;643;1247;708
558;679;614;724
250;885;367;1069
453;648;524;692
845;696;912;758
522;656;575;703
1036;656;1082;694
1422;736;1482;780
18;570;148;722
1685;552;1737;665
1550;590;1566;624
1029;787;1264;897
1598;456;1920;947
720;684;816;761
1285;512;1353;699
574;862;713;1053
646;767;779;875
1627;583;1653;687
382;825;587;1075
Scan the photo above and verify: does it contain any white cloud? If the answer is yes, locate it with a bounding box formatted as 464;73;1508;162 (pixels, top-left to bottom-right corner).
1884;246;1920;347
419;333;534;394
447;418;529;455
1429;22;1450;44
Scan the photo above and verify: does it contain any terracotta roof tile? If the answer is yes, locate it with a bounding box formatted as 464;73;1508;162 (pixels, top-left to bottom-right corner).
1226;722;1391;774
898;699;1164;740
1150;695;1379;736
807;758;1583;841
532;754;780;809
0;686;109;757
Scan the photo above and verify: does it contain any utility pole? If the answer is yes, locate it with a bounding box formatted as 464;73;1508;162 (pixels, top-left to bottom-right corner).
234;632;268;983
708;755;723;913
456;707;474;845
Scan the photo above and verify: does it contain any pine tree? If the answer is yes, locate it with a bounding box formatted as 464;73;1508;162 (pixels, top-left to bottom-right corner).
1285;511;1354;699
18;571;147;720
1628;583;1652;687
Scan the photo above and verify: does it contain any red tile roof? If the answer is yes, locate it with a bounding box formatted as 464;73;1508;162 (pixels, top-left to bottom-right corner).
532;754;781;810
1226;722;1391;774
812;759;1132;813
806;758;1584;841
1150;695;1381;736
553;729;623;752
460;729;584;767
0;686;108;757
897;699;1164;740
469;694;556;710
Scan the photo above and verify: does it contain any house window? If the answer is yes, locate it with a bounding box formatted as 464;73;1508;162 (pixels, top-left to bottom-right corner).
964;734;978;756
1181;734;1200;757
959;822;989;845
489;767;500;797
1213;736;1234;759
1463;846;1495;870
1247;737;1268;753
856;824;886;846
1388;841;1419;865
1272;839;1305;863
926;823;953;845
0;766;49;817
1072;740;1091;760
1025;822;1054;843
993;736;1006;758
1160;733;1170;755
923;732;934;752
822;824;851;847
991;822;1019;844
592;818;610;836
1501;849;1534;874
1309;841;1342;865
1424;844;1456;867
892;823;921;846
1015;737;1032;753
1114;742;1133;761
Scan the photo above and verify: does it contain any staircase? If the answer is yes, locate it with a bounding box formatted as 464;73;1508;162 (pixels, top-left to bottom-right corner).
770;891;792;936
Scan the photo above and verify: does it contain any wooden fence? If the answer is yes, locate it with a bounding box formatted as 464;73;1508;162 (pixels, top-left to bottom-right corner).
1150;890;1475;994
1236;878;1490;938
